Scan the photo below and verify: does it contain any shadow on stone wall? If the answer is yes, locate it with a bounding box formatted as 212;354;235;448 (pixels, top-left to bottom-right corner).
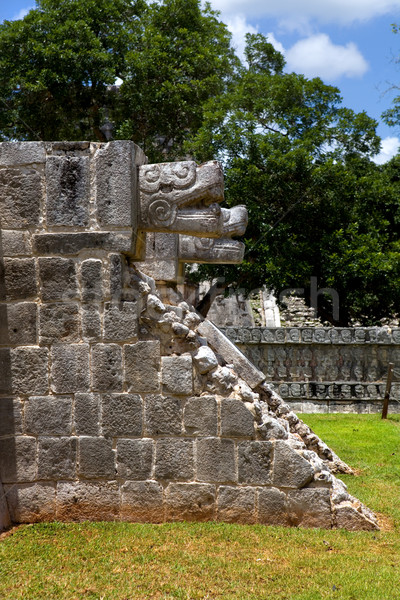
0;229;13;530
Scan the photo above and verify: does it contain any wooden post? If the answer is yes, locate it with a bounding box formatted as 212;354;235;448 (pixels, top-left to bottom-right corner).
382;362;394;419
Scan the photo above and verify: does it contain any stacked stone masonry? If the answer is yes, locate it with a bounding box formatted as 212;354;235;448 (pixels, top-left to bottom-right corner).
221;327;400;413
0;141;378;531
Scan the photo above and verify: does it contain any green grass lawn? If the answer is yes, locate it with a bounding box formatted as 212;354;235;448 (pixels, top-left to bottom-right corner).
1;414;399;600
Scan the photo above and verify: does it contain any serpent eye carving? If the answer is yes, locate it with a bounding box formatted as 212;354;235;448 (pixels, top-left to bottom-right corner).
170;162;196;188
139;165;161;193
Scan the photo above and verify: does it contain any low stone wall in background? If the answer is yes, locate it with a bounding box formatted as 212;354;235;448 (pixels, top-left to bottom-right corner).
221;327;400;413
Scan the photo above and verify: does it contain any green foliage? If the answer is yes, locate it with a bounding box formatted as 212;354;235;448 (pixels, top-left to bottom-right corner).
188;34;399;325
0;0;237;160
116;0;238;160
0;0;144;141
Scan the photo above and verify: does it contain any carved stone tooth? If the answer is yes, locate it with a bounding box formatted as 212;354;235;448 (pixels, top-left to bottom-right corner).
179;235;245;264
221;206;248;237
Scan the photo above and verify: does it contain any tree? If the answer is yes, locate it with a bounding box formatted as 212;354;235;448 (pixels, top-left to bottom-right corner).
189;34;400;326
116;0;238;160
0;0;237;160
0;0;143;142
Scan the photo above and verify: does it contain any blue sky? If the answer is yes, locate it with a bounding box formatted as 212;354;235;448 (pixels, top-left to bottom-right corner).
2;0;400;162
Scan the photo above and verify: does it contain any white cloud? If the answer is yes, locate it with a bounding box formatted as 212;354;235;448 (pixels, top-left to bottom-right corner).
372;136;400;164
210;0;400;27
285;34;368;80
226;14;258;59
12;6;34;20
265;32;285;55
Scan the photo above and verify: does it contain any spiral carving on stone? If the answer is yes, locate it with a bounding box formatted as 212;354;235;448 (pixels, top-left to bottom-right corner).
148;198;177;228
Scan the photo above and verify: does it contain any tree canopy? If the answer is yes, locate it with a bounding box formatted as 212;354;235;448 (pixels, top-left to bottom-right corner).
0;0;237;160
188;34;400;325
0;5;399;325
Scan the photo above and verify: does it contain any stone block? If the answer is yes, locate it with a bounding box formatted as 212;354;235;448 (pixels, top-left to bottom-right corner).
37;437;77;480
257;415;288;441
144;232;178;259
238;441;272;484
183;396;217;436
48;141;90;153
217;486;256;524
0;258;37;300
51;344;90;393
193;346;218;374
82;304;102;341
10;347;49;394
221;399;255;438
0;349;11;394
124;341;160;393
91;344;123;392
155;438;194;481
5;482;56;523
0;302;37;345
109;253;124;302
78;437;116;479
121;481;164;523
196;438;236;483
117;439;153;479
335;503;379;531
81;259;103;302
303;401;329;414
287;488;332;528
144;394;182;436
102;394;143;437
38;257;78;302
1;230;32;256
136;258;178;282
165;483;216;522
258;487;289;526
32;231;133;255
0;436;37;483
74;393;101;436
197;320;265;389
57;481;120;521
95;140;139;227
0;141;45;166
104;302;138;342
137;233;178;280
0;398;23;436
0;168;42;228
161;355;193;395
45;155;90;226
39;303;80;344
272;441;314;489
25;396;72;436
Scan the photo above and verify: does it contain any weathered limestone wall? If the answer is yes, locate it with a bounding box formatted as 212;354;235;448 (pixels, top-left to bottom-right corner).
221;327;400;413
0;141;378;531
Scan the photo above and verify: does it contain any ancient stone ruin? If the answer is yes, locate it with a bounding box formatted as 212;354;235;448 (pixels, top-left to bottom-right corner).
0;141;378;531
